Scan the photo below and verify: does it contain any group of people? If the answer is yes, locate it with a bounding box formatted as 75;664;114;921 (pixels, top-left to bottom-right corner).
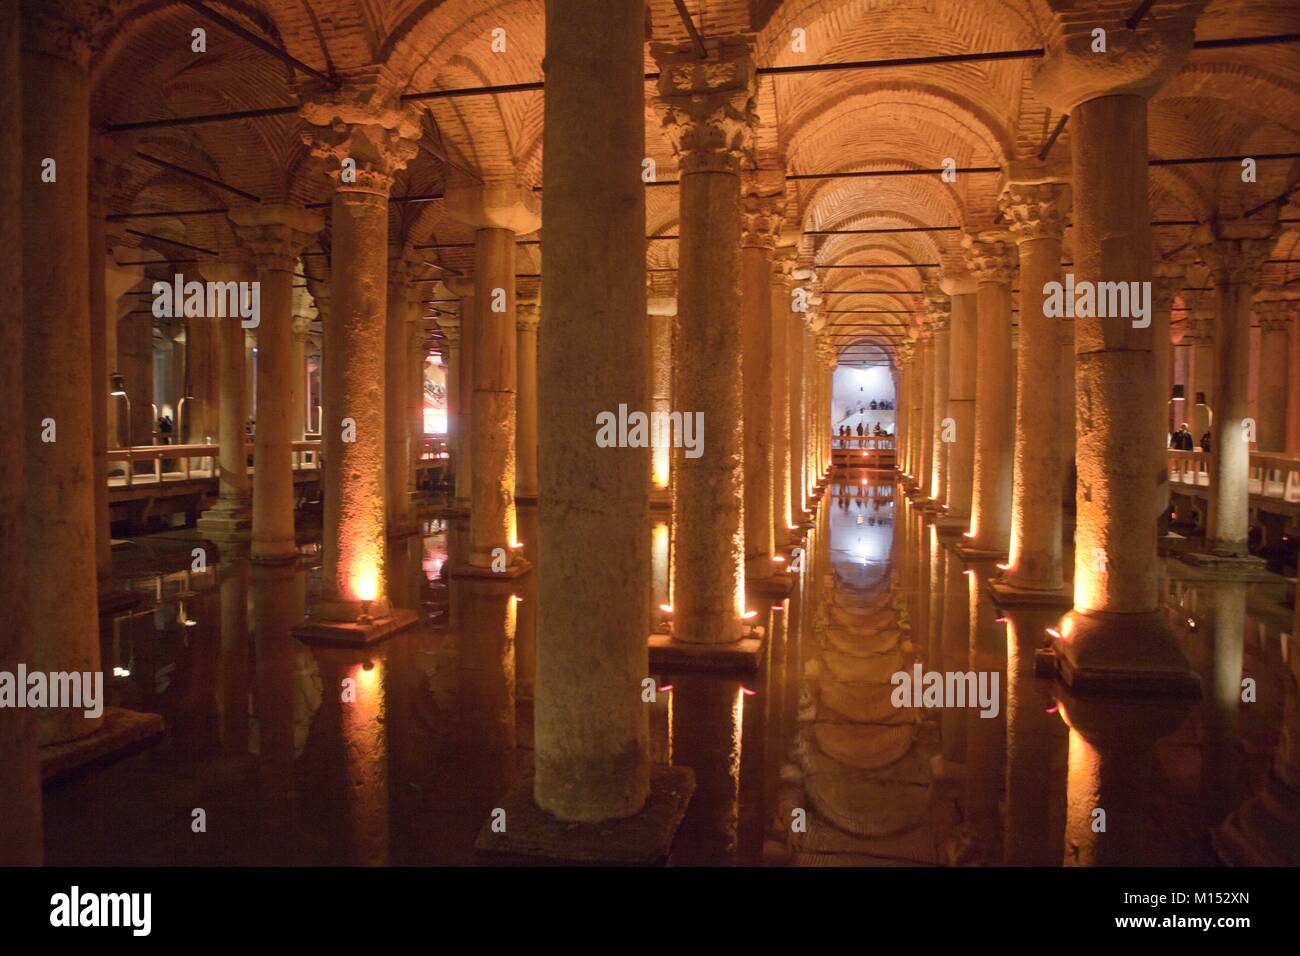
839;422;887;437
864;399;893;410
1170;422;1212;453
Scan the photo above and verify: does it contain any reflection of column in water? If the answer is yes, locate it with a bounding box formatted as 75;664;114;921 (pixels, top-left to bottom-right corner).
454;579;517;802
928;524;945;665
914;509;930;655
1214;622;1300;864
1059;691;1190;866
339;656;390;865
938;559;970;774
250;563;306;863
670;675;744;865
217;559;251;754
763;605;788;833
957;562;1007;863
1002;611;1068;866
1201;582;1246;827
385;532;426;613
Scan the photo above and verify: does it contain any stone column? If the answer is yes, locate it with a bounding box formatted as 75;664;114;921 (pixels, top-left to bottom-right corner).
1287;294;1300;452
926;292;952;505
916;328;935;496
290;303;312;441
197;259;255;546
1;0;39;863
787;303;806;518
89;146;114;575
1199;224;1276;558
772;245;796;544
385;252;417;535
1255;297;1291;452
740;173;782;580
438;314;465;502
647;294;676;500
21;1;103;743
804;325;819;495
1001;179;1070;590
942;276;978;520
228;205;322;564
817;337;836;485
443;187;539;571
1034;2;1204;692
515;298;540;501
963;232;1017;556
301;87;419;624
1187;312;1215;440
653;36;756;641
1151;262;1183;519
535;0;651;822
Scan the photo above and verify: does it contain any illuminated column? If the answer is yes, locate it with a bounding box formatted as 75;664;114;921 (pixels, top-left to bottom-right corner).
926;292;952;505
787;303;806;517
21;1;103;744
963;232;1017;555
1034;2;1204;691
916;328;935;496
197;259;255;545
515;297;540;501
1002;179;1070;590
534;0;652;822
444;187;539;571
740;172;782;580
771;245;796;544
647;293;676;500
1288;294;1300;452
300;86;419;628
409;321;427;499
1151;261;1184;516
895;342;912;476
1255;298;1291;452
385;253;419;535
653;37;756;642
290;299;313;441
816;336;836;484
1198;224;1276;558
804;324;820;495
1;0;39;863
1186;312;1215;441
942;275;978;520
437;314;465;499
229;205;322;564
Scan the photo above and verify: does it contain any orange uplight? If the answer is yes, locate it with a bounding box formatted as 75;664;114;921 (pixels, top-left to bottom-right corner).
741;610;759;620
772;555;786;563
352;562;379;604
786;522;799;530
996;562;1010;570
659;604;674;614
1046;626;1062;639
509;541;524;550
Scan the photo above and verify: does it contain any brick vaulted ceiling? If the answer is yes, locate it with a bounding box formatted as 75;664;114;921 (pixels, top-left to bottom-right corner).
89;0;1300;362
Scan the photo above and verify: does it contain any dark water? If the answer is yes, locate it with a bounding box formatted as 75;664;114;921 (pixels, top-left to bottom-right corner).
44;475;1297;865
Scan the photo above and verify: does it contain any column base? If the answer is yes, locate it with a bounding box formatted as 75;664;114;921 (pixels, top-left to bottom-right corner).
988;579;1074;609
293;607;421;647
1051;609;1201;698
934;515;970;532
475;765;696;865
955;543;1008;562
647;632;764;673
446;559;533;580
250;549;301;568
750;572;795;599
197;507;253;545
1179;550;1273;581
514;492;539;505
649;487;672;510
40;707;166;784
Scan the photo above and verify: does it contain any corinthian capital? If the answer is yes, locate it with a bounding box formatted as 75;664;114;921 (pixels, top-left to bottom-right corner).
1032;1;1207;112
963;231;1017;284
740;172;785;249
652;37;757;176
924;292;952;332
21;0;113;65
300;75;421;195
228;205;324;273
1000;181;1071;244
1195;220;1277;287
1255;297;1292;333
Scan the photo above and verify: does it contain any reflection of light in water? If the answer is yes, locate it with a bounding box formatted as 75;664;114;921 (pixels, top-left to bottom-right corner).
422;543;447;582
651;522;670;609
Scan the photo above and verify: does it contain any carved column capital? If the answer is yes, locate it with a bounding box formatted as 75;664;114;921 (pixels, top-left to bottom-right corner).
651;37;757;176
963;231;1018;284
228;204;323;273
1000;180;1071;244
300;79;421;196
1195;222;1277;287
21;0;113;66
438;315;461;348
740;171;784;249
516;300;541;332
924;292;952;332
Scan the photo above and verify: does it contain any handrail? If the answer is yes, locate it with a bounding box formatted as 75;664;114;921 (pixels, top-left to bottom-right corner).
1168;448;1300;503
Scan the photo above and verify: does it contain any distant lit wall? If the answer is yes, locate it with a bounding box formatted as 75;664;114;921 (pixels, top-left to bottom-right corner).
832;365;895;432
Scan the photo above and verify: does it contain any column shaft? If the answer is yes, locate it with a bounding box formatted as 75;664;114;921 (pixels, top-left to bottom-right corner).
945;289;977;518
385;267;413;533
536;0;650;820
250;264;297;561
929;307;951;504
516;302;540;500
787;314;805;516
771;263;792;543
741;237;775;579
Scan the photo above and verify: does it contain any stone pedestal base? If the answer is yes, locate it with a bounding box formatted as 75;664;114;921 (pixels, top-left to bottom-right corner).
934;515;970;532
955;544;1008;562
1179;550;1272;581
197;508;253;546
514;493;539;505
988;579;1074;609
293;608;420;646
40;707;166;784
475;765;696;864
648;632;764;672
250;550;301;568
446;559;533;580
750;573;795;599
1051;609;1201;697
649;488;671;510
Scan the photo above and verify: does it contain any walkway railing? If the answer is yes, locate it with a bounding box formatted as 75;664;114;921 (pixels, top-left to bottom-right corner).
832;434;897;468
1168;449;1300;505
108;441;321;488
